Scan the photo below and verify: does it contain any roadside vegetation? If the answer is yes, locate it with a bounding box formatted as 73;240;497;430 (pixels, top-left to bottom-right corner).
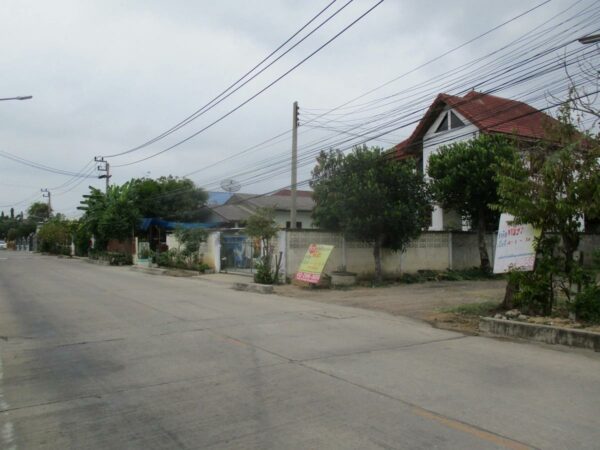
308;88;599;327
245;207;282;284
311;145;431;283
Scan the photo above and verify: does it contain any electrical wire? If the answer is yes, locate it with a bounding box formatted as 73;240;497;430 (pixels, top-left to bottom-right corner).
112;0;385;167
103;0;347;158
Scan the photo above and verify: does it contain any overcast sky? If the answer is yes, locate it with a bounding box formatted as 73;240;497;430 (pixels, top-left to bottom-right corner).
1;0;598;217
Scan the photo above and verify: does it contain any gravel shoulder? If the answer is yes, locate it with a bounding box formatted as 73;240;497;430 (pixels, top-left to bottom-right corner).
274;279;506;333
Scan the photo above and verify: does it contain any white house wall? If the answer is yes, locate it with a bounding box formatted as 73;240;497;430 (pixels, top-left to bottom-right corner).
274;210;315;229
423;108;479;231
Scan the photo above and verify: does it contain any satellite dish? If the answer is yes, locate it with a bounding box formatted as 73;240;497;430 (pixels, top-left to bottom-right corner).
220;178;241;193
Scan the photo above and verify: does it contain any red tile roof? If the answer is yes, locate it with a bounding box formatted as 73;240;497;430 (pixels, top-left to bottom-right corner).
394;91;557;158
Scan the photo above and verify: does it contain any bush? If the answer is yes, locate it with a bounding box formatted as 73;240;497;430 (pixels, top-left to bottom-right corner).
88;250;132;265
253;257;274;284
156;250;172;267
107;252;133;266
572;285;600;324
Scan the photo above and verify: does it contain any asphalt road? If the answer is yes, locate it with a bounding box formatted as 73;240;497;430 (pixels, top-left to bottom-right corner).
0;252;599;449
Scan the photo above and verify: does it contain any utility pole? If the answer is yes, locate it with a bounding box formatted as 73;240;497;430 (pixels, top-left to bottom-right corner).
290;101;299;229
95;156;111;193
41;188;51;215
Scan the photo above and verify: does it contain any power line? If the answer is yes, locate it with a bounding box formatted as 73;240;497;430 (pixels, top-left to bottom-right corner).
0;150;98;178
112;0;385;168
103;0;345;158
173;0;580;182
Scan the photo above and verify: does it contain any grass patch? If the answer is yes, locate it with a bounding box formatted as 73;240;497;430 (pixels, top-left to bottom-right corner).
442;301;500;317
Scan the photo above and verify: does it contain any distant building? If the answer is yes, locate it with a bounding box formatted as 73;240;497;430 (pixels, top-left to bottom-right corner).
205;189;315;229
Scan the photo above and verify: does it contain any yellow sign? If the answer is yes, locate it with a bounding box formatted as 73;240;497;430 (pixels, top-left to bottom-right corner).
295;244;334;284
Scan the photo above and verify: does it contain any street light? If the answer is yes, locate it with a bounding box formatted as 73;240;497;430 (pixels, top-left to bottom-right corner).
578;34;600;45
0;95;33;101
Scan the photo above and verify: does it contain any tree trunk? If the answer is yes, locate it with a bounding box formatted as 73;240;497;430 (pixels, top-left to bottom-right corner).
477;208;491;272
373;236;383;284
502;277;517;310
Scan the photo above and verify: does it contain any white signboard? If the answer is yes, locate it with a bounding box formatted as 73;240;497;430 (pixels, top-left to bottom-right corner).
493;213;538;274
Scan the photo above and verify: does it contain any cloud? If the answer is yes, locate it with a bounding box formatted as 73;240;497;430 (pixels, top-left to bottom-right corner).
0;0;592;214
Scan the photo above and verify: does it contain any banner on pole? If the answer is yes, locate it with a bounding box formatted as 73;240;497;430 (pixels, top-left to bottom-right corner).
295;244;334;284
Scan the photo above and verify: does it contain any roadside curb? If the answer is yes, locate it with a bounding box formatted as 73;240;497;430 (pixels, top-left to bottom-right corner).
479;317;600;352
129;265;199;277
232;282;274;294
84;258;111;266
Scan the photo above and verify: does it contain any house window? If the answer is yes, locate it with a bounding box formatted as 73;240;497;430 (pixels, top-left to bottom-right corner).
286;221;303;229
435;110;465;133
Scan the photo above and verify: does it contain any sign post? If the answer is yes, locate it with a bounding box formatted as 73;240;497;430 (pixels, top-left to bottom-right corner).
493;213;539;274
295;244;334;284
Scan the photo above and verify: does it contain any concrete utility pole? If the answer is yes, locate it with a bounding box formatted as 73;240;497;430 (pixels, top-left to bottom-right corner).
290;101;299;229
41;188;51;214
95;156;111;193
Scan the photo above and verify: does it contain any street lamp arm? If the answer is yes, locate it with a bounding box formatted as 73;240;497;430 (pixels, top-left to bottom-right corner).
0;95;33;101
578;34;600;45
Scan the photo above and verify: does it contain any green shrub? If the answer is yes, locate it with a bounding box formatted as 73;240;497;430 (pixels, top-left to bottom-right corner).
254;257;274;284
442;301;500;316
573;285;600;324
156;251;172;267
107;252;133;266
398;273;423;284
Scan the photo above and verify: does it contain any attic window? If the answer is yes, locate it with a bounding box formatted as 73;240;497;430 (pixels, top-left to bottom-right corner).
435;114;449;132
435;110;465;133
450;111;465;128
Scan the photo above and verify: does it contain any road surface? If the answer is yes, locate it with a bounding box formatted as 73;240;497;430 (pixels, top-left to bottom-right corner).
0;252;599;449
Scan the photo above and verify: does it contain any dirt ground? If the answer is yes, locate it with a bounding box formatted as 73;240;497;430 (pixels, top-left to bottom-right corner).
274;279;507;334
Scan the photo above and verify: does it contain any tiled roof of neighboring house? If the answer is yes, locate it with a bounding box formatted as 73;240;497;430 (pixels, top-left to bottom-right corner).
247;195;315;211
207;191;316;224
209;204;249;222
227;192;315;212
394;91;557;158
271;189;313;198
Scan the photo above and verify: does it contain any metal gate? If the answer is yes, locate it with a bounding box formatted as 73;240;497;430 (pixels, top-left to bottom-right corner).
220;234;257;274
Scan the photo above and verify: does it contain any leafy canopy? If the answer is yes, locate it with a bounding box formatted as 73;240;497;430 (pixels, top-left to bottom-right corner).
427;133;516;229
27;201;51;221
311;145;431;281
132;176;208;222
311;145;431;251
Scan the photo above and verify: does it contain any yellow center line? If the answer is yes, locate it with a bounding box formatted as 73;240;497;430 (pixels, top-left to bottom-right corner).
413;407;534;450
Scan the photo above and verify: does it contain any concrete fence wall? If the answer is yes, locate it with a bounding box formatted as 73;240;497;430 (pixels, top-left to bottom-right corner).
162;229;600;278
280;230;493;278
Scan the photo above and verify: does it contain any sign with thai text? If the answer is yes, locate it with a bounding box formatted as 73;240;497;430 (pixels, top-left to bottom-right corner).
295;244;334;284
493;213;539;274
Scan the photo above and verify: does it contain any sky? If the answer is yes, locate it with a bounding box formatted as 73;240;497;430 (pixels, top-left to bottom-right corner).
1;0;598;217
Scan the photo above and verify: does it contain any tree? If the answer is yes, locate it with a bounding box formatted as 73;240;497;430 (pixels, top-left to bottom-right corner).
245;207;282;284
427;134;516;271
495;98;600;314
173;226;207;267
311;145;432;283
27;201;51;221
37;217;74;255
79;183;139;250
132;176;208;221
